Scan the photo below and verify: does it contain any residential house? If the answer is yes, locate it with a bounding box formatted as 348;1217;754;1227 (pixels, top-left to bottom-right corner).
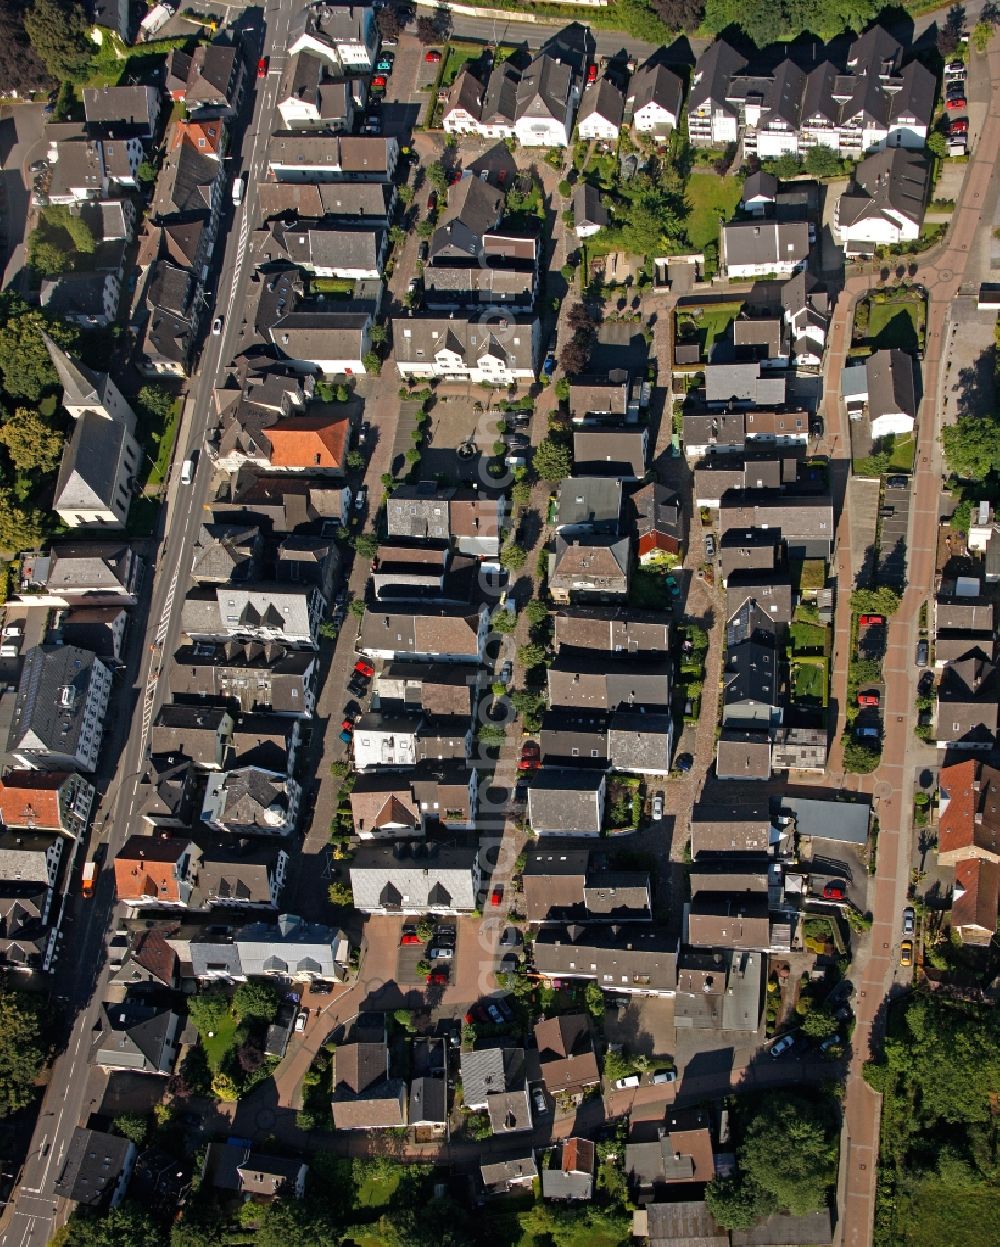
208;1146;308;1201
170;117;226;158
608;710;674;776
719;529;781;584
572;426;648;480
689;800;775;857
0;771;95;838
54;1128;136;1210
626;1108;715;1192
733;317;790;369
731;1212;833;1247
61;606;129;661
256;180;394;222
632;483;682;564
150;704;233;769
534;1013;600;1096
704;362;787;410
741;171;779;216
569;372;634;423
393;314;538;385
716;729;773;781
687;890;772;950
951;857;1000;947
935;595;995;668
547;655;672;713
572;182;608;240
577;79;624;141
781;795;871;848
539;710;609;769
40;271;121;330
935;653;1000;750
46;128;107;203
138;261;200;376
201;767;301;839
374;662;478;716
687;39;748;146
190;523;263;584
628;62;684;139
287;2;378;73
481;1156;538;1196
722;601;782;730
522;847;651;924
781;270;830;368
211;474;353;532
836;147;929;251
527;770;606;836
675;948;764;1031
82;85;160;139
8;645;113;772
556;476;622;535
0;829;67;971
553;610;670;655
549;534;631;604
359;603;489;663
261;219;387;280
721;221;809;279
350;841;482;913
180;585;324;649
719;493;834;561
938;759;1000;867
91;994;181;1074
108;928;179;992
135;754;200;832
532;924;678;997
772;726;828;772
543;1138;595;1202
840;349;918;439
167;40;245;114
267;133;399;182
728;576;793;625
349;773;422;838
385;484;503;559
113;835;199;908
409;1037;449;1133
170;913;350;982
277;51;361;131
45;340;141;529
193;845;289;909
332;1041;407;1130
633;1201;728;1247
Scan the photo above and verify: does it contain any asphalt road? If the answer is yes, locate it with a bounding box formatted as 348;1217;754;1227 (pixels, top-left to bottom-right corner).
0;9;290;1244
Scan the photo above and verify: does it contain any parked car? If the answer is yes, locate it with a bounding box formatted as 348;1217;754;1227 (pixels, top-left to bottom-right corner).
704;533;715;559
674;752;693;773
257;56;268;77
426;970;449;985
652;1069;677;1084
902;907;915;936
946;95;967;109
518;741;540;770
532;1086;547;1114
425;49;442;62
347;677;367;698
614;1074;640;1089
499;926;521;947
651;793;664;821
586;63;598;83
212;316;223;335
858;614;884;627
355;484;367;511
822;881;847;900
376;57;393;73
857;691;880;707
490;885;503;907
819;1034;842;1055
486;1002;504;1024
338;729;351;744
312;981;332;995
426;191;437;211
29;159;48;174
429;945;453;960
900;939;914;967
354;659;375;678
856;725;880;739
769;1032;798;1058
542;353;556;376
294;1009;307;1033
886;475;908;489
916;640;929;667
371;75;387;93
949;119;969;134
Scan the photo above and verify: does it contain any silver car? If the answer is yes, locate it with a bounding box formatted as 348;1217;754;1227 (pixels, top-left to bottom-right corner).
902;907;915;936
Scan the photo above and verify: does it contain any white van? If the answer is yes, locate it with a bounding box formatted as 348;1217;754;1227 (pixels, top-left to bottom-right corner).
232;173;245;205
180;457;195;485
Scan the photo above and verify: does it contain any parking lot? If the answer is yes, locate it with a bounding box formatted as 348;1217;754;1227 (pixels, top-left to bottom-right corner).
876;475;911;590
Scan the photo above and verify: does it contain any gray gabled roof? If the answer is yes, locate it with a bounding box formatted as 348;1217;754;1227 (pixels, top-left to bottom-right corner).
578;78;623;128
838;147;929;231
54;1128;133;1207
527;769;604;834
629;61;683;119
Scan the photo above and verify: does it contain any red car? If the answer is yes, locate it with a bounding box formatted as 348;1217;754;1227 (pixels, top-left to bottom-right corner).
354;659;375;677
946;96;967;110
949;119;969;134
586;63;598;83
449;169;462;184
341;718;354;733
491;886;503;907
425;49;442;63
372;74;387;89
858;614;884;627
857;692;880;708
257;57;268;78
400;933;422;945
822;882;847;900
426;971;449;985
426;191;437;211
518;741;540;771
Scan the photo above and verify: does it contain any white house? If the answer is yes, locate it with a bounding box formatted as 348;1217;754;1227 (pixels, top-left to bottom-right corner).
287;1;378;73
576;78;623;142
835;147;929;252
721;220;809;279
781;271;830;370
270;311;372;377
628;62;683;139
840;349;917;440
352;714;418;771
392;314;538;386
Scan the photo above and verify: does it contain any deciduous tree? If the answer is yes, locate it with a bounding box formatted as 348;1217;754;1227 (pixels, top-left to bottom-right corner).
0;406;64;474
0;991;44;1118
24;0;93;81
533;436;572;481
232;980;280;1023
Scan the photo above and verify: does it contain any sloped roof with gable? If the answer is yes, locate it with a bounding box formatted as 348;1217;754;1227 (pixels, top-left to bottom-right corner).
266;412;349;469
0;772;72;830
114;834;192;903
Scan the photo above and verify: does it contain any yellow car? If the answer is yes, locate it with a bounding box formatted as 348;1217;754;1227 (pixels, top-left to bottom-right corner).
900;940;914;967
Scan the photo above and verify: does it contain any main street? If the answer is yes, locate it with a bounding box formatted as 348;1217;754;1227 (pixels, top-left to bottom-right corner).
0;9;292;1244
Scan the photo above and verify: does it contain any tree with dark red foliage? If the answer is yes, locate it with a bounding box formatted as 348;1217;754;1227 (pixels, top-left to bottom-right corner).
416;7;452;45
649;0;706;33
565;302;597;336
560;335;591;376
236;1040;264;1074
377;8;401;42
937;3;966;55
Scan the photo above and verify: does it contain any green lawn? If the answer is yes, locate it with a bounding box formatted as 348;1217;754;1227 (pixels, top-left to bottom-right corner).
675;301;743;362
888;433;915;472
355;1166;403;1209
147;398;180;487
793;659;827;706
897;1179;1000;1247
864;294;926;352
201;1009;239;1072
790;621;828;654
684;172;744;251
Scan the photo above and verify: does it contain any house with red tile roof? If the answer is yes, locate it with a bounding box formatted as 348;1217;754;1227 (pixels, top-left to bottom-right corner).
266;412;349;473
951;858;1000;947
0;771;96;839
938;759;1000;866
114;835;200;907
